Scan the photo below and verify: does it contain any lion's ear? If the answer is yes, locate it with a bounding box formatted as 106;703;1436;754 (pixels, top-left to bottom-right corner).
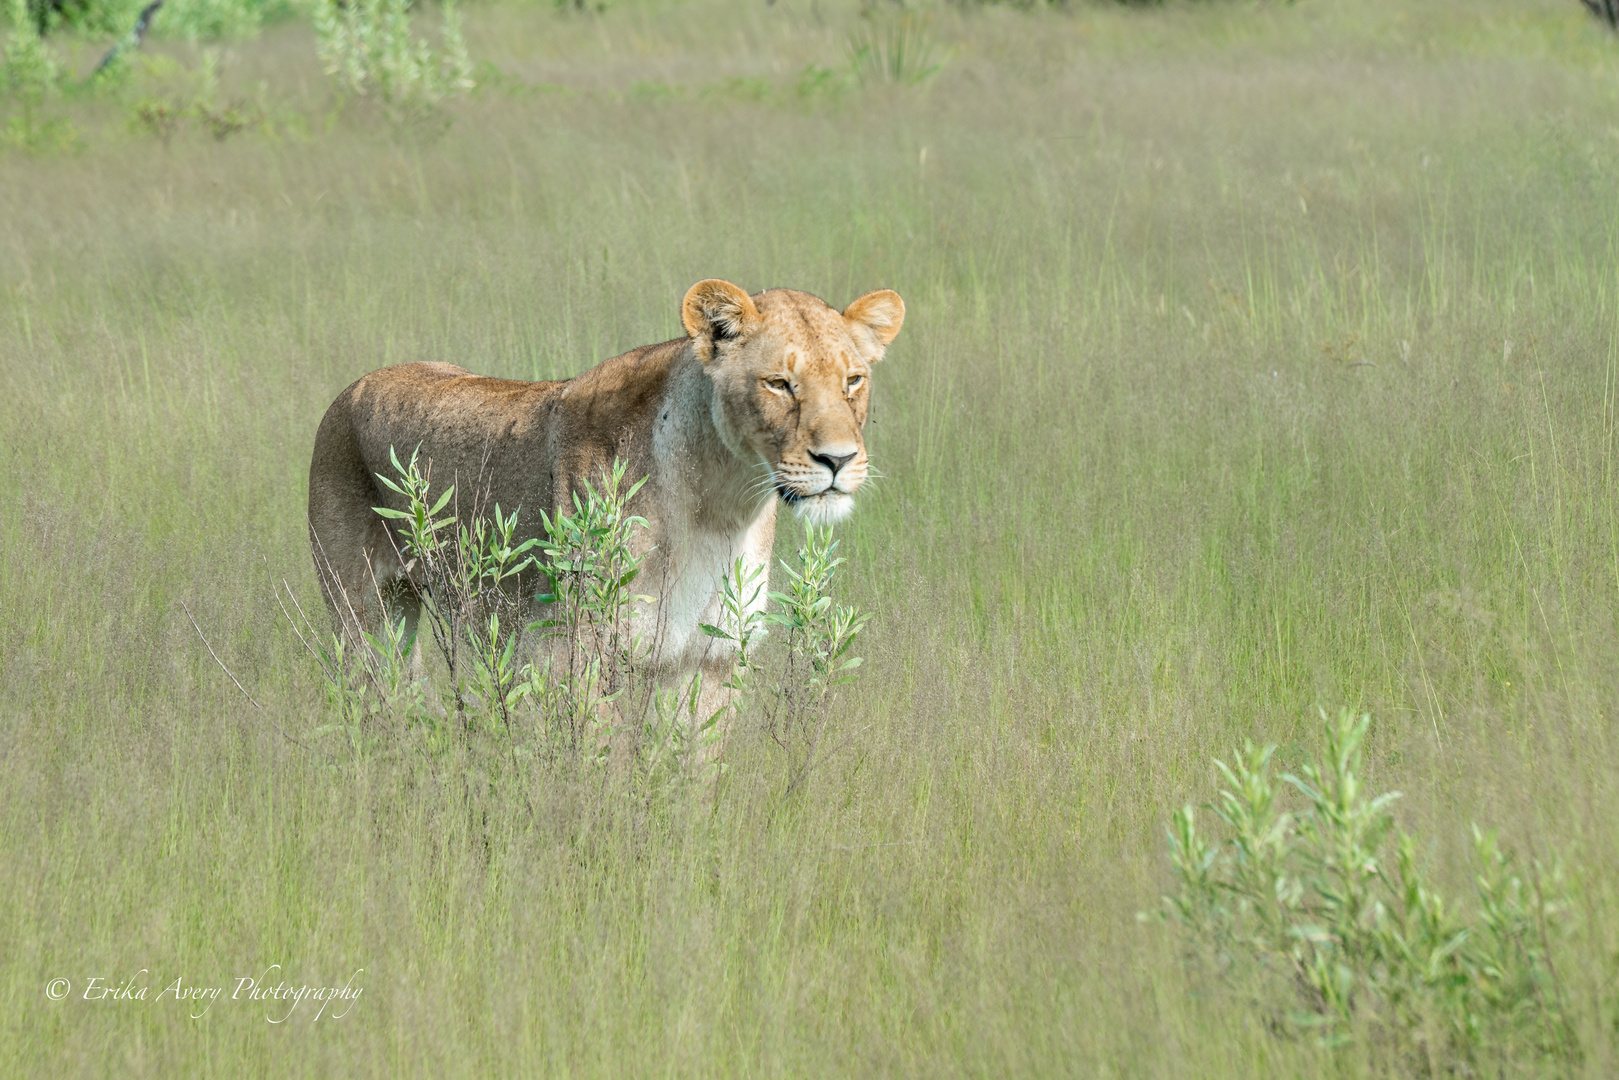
682;279;762;362
842;290;905;361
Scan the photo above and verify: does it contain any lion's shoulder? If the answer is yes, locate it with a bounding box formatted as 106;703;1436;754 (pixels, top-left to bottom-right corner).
569;337;689;414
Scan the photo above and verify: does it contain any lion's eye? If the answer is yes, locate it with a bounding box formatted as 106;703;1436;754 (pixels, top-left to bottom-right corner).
765;377;792;394
846;374;865;393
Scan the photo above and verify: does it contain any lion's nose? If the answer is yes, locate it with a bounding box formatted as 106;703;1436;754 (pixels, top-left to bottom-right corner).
810;450;857;477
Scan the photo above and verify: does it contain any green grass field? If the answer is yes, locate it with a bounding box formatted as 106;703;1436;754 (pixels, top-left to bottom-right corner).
5;0;1619;1073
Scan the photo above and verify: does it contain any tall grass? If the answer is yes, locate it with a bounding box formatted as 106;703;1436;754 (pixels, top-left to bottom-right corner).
3;0;1619;1074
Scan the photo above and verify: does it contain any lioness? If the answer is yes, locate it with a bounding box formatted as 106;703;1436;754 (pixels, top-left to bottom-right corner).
307;278;904;714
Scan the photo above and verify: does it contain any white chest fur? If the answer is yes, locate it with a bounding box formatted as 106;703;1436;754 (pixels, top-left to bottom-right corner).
635;502;777;669
636;361;779;670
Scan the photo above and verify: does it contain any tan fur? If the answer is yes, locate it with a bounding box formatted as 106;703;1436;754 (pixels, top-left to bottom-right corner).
307;280;904;708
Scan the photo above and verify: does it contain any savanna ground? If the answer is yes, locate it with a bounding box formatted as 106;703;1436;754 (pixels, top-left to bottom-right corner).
5;0;1619;1074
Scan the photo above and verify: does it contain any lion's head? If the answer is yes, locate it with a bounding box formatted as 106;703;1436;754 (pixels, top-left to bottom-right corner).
681;280;905;526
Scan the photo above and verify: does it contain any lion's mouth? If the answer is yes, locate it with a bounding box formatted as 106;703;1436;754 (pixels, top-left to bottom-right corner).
776;484;855;525
777;484;839;504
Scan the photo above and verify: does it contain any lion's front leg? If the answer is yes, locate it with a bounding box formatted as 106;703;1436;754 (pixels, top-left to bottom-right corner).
682;546;774;765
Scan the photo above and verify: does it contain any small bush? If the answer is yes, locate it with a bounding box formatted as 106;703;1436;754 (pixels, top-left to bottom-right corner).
126;50;261;144
313;0;474;116
22;0;129;37
23;0;287;40
526;457;656;762
288;450;874;801
1152;709;1577;1072
2;0;73;148
160;0;277;41
704;526;870;796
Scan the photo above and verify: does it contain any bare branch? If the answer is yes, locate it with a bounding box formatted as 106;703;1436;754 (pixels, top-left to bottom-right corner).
93;0;165;78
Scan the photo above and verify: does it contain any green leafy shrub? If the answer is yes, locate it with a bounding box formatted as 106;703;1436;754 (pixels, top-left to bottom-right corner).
24;0;289;39
288;451;718;793
23;0;130;37
285;445;545;754
289;449;874;801
160;0;276;41
2;0;72;148
313;0;474;115
1152;709;1577;1072
704;526;871;796
526;458;655;761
